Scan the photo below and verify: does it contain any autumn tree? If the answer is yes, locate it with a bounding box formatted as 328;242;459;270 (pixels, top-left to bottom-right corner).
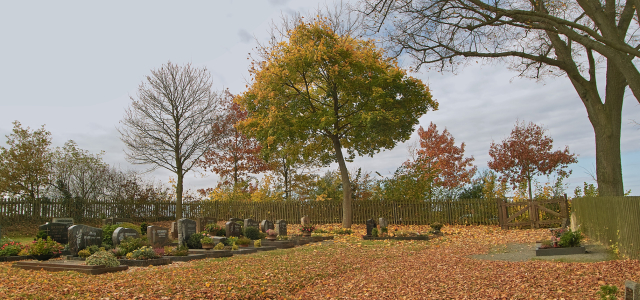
488;121;578;200
0;121;53;203
407;122;477;198
119;62;219;219
361;0;640;196
237;18;437;228
199;90;268;188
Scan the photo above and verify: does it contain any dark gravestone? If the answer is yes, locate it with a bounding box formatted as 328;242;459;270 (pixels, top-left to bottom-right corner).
52;218;74;226
112;227;141;247
147;226;170;247
260;220;274;233
196;217;217;233
225;221;242;238
68;225;103;256
102;218;133;226
244;218;259;230
300;216;310;227
366;219;377;236
170;222;178;239
275;220;287;236
39;222;70;244
378;217;388;229
177;218;197;245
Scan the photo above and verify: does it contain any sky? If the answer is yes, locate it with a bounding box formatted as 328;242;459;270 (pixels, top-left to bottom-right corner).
1;0;638;197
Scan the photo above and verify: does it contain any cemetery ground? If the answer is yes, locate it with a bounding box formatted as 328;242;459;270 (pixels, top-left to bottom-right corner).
1;224;639;299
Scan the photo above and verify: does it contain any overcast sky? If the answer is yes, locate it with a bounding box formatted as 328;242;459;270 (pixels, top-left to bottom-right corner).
1;1;638;196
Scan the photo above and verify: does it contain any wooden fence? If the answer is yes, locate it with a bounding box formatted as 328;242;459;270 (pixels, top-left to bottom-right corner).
0;197;500;225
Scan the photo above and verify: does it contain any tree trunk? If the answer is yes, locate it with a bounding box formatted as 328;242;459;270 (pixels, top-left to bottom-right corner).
176;171;183;220
331;135;352;228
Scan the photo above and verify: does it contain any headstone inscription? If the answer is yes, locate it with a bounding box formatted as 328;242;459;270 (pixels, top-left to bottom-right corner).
244;218;259;230
225;221;242;238
626;280;639;300
275;220;287;236
259;220;274;233
52;217;74;226
177;218;197;245
366;219;377;236
39;222;70;244
170;222;178;239
68;225;103;256
300;216;310;227
112;227;141;247
147;226;170;246
378;217;388;229
196;217;217;233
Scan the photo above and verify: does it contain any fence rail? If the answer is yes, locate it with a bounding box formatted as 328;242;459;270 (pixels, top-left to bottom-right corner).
0;197;500;225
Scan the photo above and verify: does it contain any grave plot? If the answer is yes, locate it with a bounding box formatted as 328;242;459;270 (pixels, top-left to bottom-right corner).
12;260;128;275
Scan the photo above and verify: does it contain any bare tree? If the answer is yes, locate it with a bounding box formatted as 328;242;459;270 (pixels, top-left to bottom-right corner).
118;62;219;219
360;0;640;196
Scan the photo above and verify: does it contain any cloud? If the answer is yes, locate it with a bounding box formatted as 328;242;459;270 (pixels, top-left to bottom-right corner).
268;0;290;6
237;29;253;44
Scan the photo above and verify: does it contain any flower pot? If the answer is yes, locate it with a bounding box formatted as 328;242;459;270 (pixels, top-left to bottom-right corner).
32;254;55;261
266;235;277;241
202;244;214;250
302;231;311;237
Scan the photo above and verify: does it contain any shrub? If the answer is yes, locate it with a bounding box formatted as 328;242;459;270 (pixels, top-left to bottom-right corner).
244;227;261;240
118;237;148;254
332;228;353;235
236;237;251;246
163;244;189;256
27;237;63;256
254;240;262;247
140;222;148;235
153;247;164;257
371;228;379;237
205;223;225;236
101;243;113;251
0;240;23;257
231;244;238;251
86;250;119;267
226;237;238;246
87;245;101;255
36;230;49;240
430;222;444;231
214;242;225;250
314;229;329;233
130;246;160;260
276;235;289;241
597;284;618;300
78;249;92;258
187;232;205;249
112;247;127;257
559;230;584;248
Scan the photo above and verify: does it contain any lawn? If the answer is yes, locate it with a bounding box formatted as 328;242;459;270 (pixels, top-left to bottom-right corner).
1;225;638;299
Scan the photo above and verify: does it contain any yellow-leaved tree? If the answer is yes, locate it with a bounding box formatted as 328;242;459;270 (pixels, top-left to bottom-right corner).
236;17;437;228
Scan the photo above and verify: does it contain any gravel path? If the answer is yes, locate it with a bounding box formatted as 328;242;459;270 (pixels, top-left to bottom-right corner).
470;242;615;262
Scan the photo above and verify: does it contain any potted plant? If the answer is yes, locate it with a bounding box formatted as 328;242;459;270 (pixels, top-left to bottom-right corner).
26;237;64;261
201;236;216;249
300;225;315;237
266;229;277;241
236;237;251;247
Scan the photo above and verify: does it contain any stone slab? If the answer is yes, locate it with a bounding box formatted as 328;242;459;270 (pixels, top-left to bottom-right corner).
0;256;31;262
188;249;233;258
231;248;258;255
252;246;277;251
535;246;586;256
626;280;639;300
117;257;171;267
361;236;429;241
12;261;128;275
165;254;208;262
260;240;295;249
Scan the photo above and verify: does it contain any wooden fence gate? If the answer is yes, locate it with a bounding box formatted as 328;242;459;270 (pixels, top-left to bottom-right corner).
497;195;569;229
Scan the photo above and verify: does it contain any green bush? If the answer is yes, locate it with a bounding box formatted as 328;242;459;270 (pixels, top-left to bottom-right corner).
140;222;148;235
371;228;379;237
118;237;148;254
243;227;261;240
36;230;49;240
86;250;119;267
236;237;251;246
128;246;159;260
214;242;225;250
226;237;238;246
78;249;92;258
332;228;354;235
559;230;584;248
187;232;205;249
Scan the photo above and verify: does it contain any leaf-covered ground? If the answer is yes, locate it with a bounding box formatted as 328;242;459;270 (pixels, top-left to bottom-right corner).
1;225;638;299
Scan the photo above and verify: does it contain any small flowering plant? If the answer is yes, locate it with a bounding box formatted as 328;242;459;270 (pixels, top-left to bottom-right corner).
27;237;64;256
300;225;315;233
0;240;24;257
550;228;568;246
266;229;276;236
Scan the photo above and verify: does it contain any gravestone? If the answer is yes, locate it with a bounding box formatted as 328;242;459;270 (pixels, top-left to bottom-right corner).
102;218;133;226
260;220;274;233
52;217;74;226
626;280;639;300
68;225;103;256
177;218;197;245
225;221;242;238
244;218;259;230
378;217;388;229
366;219;377;236
275;220;287;236
112;227;141;247
147;226;170;246
170;222;178;239
196;217;217;233
300;216;310;227
39;222;70;244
